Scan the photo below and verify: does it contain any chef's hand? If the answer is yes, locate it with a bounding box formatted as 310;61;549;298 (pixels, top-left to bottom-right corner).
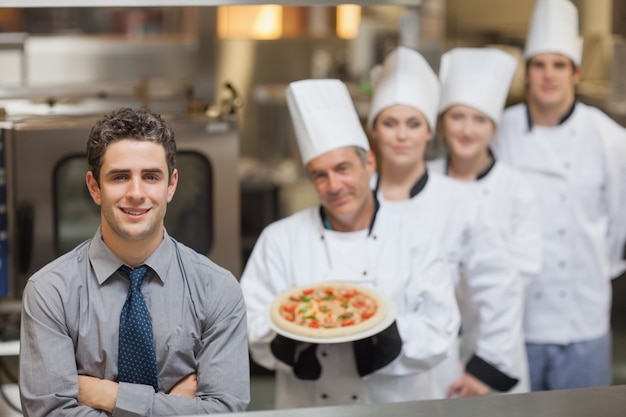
352;321;402;377
447;372;491;398
270;334;321;380
169;373;198;398
78;375;118;413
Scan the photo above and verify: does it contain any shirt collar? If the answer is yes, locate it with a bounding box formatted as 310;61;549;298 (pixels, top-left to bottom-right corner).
525;100;577;132
89;227;174;285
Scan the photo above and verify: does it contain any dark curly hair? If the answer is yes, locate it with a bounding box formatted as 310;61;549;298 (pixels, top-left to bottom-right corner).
86;107;176;185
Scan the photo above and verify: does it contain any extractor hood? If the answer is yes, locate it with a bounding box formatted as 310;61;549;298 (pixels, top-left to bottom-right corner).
4;0;422;7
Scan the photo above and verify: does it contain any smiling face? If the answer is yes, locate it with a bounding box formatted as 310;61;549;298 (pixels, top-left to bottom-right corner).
306;146;375;232
371;104;432;171
526;53;580;113
86;139;178;256
441;104;495;162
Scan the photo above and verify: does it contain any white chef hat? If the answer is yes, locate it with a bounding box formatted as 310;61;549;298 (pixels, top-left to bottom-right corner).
438;47;517;125
524;0;583;66
286;79;370;165
367;46;440;132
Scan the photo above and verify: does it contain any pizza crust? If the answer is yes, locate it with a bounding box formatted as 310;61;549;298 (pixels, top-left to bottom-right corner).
270;282;389;339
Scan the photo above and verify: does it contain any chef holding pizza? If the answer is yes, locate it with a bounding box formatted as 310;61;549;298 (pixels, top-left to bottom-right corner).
240;78;460;408
367;45;526;398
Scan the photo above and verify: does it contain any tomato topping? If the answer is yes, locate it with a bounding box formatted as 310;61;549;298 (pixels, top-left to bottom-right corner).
325;288;334;295
343;289;357;298
341;318;355;327
308;320;320;328
284;314;295;322
282;304;295;313
361;310;375;319
303;289;314;295
352;300;366;308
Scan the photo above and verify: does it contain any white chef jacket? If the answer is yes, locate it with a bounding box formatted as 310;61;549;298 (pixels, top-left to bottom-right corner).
427;159;542;290
373;171;524;397
492;101;626;344
240;203;460;408
428;158;542;394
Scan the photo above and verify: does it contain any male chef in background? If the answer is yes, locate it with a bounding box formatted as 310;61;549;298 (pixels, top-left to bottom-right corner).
240;79;459;408
492;0;626;391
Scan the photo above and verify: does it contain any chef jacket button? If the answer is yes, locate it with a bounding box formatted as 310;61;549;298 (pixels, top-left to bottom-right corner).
372;235;377;240
559;260;566;268
559;228;566;236
560;194;567;202
363;271;367;276
560;291;567;298
564;162;570;170
321;351;327;357
534;292;542;299
352;395;358;400
321;393;328;399
569;128;576;136
483;188;489;196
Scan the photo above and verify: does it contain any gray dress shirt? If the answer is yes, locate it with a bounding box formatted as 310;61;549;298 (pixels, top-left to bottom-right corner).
19;228;250;416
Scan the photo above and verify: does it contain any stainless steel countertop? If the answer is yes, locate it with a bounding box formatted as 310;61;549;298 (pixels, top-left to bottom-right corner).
194;385;626;417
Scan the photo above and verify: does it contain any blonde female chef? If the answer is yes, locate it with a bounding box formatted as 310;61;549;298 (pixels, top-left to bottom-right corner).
428;47;543;394
368;45;525;398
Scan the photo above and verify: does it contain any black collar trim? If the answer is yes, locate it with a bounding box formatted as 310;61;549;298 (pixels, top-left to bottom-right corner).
408;170;429;198
444;149;495;181
476;148;496;180
525;100;577;132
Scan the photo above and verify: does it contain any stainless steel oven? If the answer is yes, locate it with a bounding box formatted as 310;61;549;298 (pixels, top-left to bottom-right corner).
0;112;240;298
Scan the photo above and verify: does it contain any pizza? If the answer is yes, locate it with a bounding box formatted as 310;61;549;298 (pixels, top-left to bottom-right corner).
270;282;388;339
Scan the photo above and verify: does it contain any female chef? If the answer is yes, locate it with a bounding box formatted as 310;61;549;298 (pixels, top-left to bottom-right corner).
368;45;526;397
427;47;543;394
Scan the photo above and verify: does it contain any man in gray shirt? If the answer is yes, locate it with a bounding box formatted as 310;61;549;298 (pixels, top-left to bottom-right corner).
19;108;250;416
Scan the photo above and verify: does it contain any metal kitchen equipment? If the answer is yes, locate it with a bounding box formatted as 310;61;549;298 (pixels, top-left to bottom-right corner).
0;109;240;299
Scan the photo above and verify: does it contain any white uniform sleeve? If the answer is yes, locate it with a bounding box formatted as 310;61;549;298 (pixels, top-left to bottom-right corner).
591;109;626;278
375;231;461;376
462;201;524;381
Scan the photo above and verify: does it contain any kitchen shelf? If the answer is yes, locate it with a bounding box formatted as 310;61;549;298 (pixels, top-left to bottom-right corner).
2;1;422;8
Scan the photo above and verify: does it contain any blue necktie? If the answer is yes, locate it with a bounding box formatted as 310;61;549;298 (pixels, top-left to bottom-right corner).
118;265;159;391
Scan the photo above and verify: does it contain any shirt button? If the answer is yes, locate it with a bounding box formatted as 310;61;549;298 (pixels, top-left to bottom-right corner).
321;351;327;357
363;271;367;276
352;395;359;400
321;393;328;399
